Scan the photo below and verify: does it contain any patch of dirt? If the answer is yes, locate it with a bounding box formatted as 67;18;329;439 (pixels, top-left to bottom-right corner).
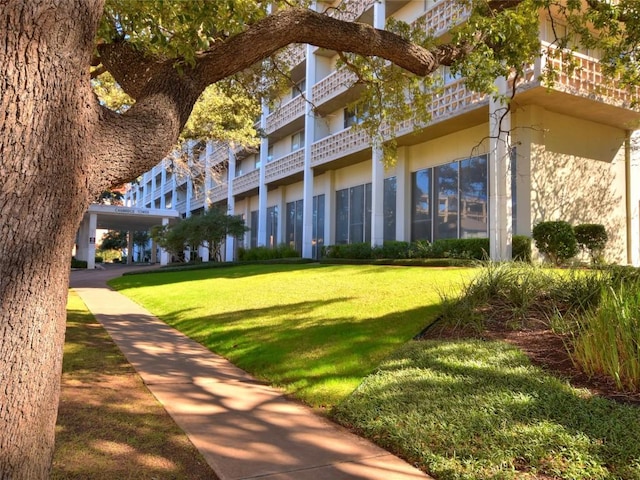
419;318;640;406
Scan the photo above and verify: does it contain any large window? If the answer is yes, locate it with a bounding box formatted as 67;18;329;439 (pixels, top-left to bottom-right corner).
411;169;432;241
411;155;489;242
286;199;304;254
266;205;278;248
460;156;488;238
383;177;397;242
250;210;258;248
335;183;372;244
291;130;305;151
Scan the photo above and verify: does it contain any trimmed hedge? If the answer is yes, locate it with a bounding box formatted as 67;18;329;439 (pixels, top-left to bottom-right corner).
574;223;608;264
532;221;578;265
71;257;88;269
237;244;301;261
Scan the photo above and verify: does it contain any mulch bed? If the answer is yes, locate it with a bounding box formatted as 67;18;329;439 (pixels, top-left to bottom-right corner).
418;316;640;406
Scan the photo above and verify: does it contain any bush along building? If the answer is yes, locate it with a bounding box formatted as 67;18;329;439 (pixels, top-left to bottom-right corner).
124;0;640;266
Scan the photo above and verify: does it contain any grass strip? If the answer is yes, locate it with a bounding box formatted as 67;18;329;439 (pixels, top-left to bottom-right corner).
53;291;215;479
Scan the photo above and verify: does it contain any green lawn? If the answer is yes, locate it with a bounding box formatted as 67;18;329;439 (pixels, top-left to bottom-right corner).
333;340;640;480
109;263;471;406
109;263;640;479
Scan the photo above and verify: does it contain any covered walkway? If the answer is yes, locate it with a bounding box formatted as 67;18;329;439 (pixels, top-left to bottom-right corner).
75;204;180;269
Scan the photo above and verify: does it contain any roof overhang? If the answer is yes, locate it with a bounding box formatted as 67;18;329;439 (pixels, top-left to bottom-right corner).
84;204;181;231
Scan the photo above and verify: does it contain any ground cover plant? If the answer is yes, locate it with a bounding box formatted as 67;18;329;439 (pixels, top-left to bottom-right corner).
53;292;214;479
333;339;640;480
110;263;640;479
110;263;472;407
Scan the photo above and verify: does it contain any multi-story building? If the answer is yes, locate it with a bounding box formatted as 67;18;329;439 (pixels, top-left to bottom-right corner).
124;0;640;265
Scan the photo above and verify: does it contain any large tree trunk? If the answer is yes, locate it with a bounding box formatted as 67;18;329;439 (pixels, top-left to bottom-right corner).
0;2;103;478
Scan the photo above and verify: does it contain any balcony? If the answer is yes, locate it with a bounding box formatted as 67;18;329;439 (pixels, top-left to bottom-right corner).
175;199;187;213
312;68;358;110
421;0;469;39
311;127;370;168
515;42;640;129
265;95;306;136
208;144;228;166
232;169;260;196
209;183;228;204
162;180;173;195
265;149;305;184
326;0;373;22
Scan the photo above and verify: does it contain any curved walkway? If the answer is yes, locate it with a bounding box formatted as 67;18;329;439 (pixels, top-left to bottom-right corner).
70;266;432;480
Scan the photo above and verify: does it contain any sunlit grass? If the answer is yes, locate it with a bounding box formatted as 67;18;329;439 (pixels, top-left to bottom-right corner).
110;263;472;406
333;340;640;480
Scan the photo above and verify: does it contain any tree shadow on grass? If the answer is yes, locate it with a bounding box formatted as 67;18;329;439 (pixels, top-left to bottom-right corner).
55;305;216;479
334;339;640;479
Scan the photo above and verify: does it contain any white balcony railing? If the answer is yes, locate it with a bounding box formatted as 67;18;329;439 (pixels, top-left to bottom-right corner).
209;183;228;204
421;0;469;39
265;95;306;134
312;68;358;107
265;149;305;183
232;169;260;196
311;127;370;167
537;42;636;108
326;0;373;21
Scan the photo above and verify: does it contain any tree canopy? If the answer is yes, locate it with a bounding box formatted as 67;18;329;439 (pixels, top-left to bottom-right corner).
92;0;640;165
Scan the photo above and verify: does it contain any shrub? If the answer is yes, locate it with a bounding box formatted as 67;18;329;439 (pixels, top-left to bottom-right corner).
430;238;489;260
512;235;532;262
372;241;411;259
322;243;373;259
532;221;578;265
407;240;431;259
71;257;88;269
94;255;104;264
574;224;608;265
238;244;301;261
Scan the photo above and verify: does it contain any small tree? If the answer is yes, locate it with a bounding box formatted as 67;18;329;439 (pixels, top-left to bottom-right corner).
194;208;248;261
574;224;608;265
152;209;247;262
151;223;189;261
532;221;578;266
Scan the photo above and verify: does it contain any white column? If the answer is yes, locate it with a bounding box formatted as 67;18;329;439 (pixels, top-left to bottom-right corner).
186;176;193;217
628;131;640;266
160;161;167;209
489;76;513;261
243;202;251;249
226;147;237;262
151;171;157;208
205;142;213;210
371;144;385;246
258;104;269;247
302;36;317;258
86;213;97;269
276;187;286;245
171;165;177;211
75;217;89;262
160;218;170;265
395;146;410;241
126;231;133;264
369;0;387;247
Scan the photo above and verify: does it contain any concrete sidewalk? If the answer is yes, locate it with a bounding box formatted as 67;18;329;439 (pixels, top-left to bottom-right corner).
70;266;432;480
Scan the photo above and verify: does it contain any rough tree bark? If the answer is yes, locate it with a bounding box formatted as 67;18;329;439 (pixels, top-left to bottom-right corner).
0;1;469;478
